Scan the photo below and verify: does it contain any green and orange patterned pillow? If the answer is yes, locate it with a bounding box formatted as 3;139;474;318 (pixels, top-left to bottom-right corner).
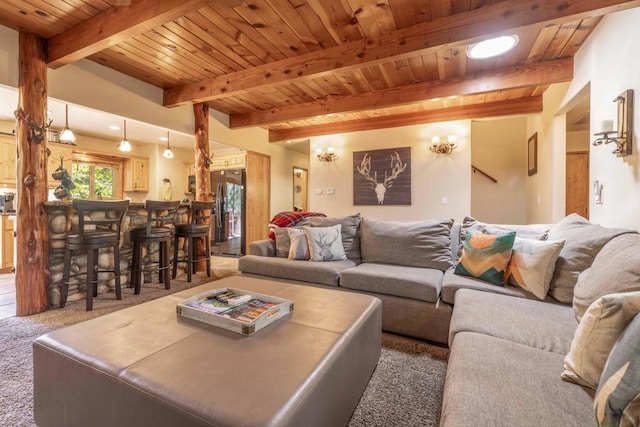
454;231;516;285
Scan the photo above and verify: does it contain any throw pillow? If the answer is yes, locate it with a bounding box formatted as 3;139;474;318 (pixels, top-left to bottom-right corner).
360;218;454;270
594;314;640;427
299;214;362;260
573;233;640;322
454;231;516;286
303;225;347;262
505;238;565;300
562;291;640;390
287;228;309;260
546;213;636;303
273;226;298;257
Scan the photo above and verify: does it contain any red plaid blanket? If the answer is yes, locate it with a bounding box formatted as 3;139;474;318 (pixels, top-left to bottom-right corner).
268;211;326;240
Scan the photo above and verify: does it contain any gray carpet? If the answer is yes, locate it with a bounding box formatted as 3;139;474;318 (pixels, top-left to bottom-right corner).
0;270;448;427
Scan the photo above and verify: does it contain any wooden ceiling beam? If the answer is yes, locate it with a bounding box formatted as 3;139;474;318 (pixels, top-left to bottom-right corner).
269;96;543;142
46;0;216;69
231;58;572;129
163;0;640;107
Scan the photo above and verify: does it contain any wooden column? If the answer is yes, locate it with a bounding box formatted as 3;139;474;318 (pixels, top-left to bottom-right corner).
15;32;50;316
194;103;211;270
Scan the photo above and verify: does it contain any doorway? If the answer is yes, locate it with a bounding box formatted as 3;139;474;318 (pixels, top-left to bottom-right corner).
565;92;591;218
293;167;308;212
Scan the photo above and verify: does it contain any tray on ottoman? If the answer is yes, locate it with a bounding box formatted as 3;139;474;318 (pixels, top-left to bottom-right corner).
177;287;294;336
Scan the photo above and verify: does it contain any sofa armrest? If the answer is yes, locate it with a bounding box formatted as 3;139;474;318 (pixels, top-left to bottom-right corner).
249;239;276;257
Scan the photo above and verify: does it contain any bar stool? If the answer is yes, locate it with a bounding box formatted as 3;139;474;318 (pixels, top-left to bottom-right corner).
129;200;180;294
60;199;130;311
172;200;215;282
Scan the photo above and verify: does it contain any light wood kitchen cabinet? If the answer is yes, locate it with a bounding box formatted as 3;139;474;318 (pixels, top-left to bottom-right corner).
209;153;246;171
47;143;74;188
1;215;14;273
0;136;16;186
124;157;149;192
184;162;196;193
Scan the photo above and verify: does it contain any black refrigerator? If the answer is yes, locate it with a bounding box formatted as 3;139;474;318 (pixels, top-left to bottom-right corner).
211;169;246;256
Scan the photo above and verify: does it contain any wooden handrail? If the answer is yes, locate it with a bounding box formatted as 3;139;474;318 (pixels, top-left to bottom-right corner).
471;165;498;183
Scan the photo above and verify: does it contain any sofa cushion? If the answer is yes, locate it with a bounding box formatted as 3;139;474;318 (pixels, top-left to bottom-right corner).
454;232;515;285
441;332;596;427
340;263;443;303
594;314;640;427
546;213;635;303
441;268;531;305
360;218;453;270
299;214;362;260
458;216;550;257
449;289;577;354
562;291;640;391
238;255;356;287
505;238;565;300
287;228;309;260
573;233;640;321
303;225;347;262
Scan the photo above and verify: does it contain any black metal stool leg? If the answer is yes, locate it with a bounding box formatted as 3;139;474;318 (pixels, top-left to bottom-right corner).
205;235;211;277
86;248;96;311
172;235;179;279
60;247;72;308
114;244;122;301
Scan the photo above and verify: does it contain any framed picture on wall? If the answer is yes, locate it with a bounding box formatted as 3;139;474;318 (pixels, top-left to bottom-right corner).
353;147;411;205
528;132;538;176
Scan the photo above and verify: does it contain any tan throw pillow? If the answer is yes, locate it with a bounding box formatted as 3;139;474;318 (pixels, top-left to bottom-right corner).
287;228;309;260
505;238;565;300
562;291;640;390
303;225;347;262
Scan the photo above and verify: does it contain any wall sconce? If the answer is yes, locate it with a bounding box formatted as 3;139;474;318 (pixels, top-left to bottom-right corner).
316;147;338;162
430;135;457;155
593;89;633;157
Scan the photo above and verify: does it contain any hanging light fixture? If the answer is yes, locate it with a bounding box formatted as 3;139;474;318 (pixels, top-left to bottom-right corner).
58;104;76;144
163;131;174;159
118;119;132;152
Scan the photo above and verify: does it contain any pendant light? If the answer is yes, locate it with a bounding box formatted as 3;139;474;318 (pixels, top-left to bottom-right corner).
118;119;132;152
163;131;174;159
59;104;76;144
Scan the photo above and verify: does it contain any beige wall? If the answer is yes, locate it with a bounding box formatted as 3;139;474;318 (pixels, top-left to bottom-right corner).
526;83;570;224
559;8;640;230
566;130;590;153
470;117;527;224
0;24;305;219
308;121;471;222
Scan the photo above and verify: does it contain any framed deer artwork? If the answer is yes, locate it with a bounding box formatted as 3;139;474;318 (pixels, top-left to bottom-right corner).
353;147;411;205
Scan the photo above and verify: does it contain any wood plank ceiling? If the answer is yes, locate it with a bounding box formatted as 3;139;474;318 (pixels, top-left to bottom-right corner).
1;0;639;142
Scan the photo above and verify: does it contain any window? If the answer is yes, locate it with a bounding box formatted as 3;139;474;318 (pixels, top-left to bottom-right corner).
71;154;123;199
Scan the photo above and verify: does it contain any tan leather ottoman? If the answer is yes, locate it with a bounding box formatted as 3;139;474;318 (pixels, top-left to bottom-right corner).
33;275;382;427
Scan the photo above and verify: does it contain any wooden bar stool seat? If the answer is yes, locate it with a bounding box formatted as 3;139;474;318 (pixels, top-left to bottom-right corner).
172;201;214;282
129;200;179;294
60;199;130;311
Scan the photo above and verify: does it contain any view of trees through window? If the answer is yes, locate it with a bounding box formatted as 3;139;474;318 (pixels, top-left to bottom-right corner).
72;161;117;199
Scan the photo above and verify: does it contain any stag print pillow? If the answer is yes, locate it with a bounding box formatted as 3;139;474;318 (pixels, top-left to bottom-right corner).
303;225;347;262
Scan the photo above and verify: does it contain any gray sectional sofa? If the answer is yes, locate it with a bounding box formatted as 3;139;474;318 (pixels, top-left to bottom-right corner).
238;213;640;426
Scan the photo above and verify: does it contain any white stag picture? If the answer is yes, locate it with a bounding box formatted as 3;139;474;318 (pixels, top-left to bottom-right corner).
353;147;411;205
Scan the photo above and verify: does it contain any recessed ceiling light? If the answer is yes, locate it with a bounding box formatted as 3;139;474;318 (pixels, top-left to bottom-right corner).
109;125;121;131
467;35;519;59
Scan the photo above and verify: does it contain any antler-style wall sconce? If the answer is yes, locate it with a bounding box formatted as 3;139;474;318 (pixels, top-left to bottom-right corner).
316;147;338;162
593;89;633;157
430;135;457;155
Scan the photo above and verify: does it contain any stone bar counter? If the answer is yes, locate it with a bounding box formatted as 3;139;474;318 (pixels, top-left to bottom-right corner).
44;201;192;307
